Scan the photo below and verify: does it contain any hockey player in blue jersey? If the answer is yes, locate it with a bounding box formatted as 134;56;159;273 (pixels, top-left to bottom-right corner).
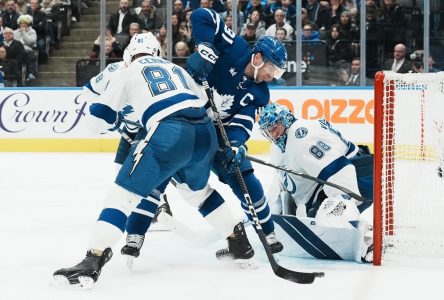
258;103;374;263
122;8;288;262
52;33;219;288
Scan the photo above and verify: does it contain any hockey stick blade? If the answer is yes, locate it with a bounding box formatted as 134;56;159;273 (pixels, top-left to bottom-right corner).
257;230;324;284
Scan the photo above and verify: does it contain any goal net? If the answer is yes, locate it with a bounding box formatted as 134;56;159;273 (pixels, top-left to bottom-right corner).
373;71;444;265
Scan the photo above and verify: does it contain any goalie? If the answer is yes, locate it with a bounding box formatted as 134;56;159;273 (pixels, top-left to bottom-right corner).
258;103;373;263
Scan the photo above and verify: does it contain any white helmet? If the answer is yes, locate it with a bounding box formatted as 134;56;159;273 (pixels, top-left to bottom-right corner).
127;32;161;62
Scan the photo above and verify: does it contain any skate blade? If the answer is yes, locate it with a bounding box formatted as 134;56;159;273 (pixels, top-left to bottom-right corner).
233;258;259;269
218;256;259;269
125;255;135;269
52;275;96;290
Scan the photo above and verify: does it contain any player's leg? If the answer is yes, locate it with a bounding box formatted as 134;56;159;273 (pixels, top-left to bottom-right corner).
212;153;283;254
53;120;202;287
121;179;169;266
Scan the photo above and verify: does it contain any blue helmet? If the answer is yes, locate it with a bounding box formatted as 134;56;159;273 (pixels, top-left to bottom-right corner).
258;103;295;152
252;36;287;69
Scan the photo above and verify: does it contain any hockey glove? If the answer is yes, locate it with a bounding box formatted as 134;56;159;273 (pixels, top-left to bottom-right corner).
186;42;219;81
222;145;248;173
438;166;443;179
89;103;122;131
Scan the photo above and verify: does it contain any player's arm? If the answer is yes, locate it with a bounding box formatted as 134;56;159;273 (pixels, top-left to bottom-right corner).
87;70;128;133
186;8;226;81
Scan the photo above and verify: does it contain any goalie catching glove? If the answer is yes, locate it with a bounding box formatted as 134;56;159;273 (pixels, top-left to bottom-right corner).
221;145;247;173
186;42;219;81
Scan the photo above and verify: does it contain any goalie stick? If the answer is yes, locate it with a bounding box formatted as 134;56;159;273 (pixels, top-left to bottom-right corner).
201;80;324;284
245;155;371;204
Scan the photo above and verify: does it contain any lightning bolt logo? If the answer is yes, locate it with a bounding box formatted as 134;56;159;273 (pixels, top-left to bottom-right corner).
130;139;148;176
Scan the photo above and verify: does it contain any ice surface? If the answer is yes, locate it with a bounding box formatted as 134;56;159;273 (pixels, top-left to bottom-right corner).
0;153;443;300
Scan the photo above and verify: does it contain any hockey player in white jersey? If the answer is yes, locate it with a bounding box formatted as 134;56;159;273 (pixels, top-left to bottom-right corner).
53;33;220;288
258;103;373;263
434;120;444;178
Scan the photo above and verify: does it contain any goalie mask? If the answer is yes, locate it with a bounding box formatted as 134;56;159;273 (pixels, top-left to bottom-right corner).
258;103;295;152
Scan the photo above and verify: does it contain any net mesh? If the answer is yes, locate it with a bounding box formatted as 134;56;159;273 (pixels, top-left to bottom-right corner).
380;72;444;260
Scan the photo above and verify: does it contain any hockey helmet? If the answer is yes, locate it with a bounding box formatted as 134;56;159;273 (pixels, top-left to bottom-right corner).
127;32;161;62
252;36;287;79
258;103;295;152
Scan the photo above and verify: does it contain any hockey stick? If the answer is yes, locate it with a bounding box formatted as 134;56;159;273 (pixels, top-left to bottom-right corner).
202;80;324;284
246;155;370;204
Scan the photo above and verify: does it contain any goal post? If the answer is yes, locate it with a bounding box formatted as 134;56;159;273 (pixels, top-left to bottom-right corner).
373;71;444;266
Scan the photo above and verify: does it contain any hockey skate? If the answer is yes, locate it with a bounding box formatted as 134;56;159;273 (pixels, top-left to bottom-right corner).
53;248;112;289
149;195;173;231
216;223;256;268
266;232;284;254
121;234;145;269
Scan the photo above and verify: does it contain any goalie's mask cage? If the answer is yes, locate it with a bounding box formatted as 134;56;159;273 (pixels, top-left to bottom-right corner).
373;71;444;265
258;103;295;152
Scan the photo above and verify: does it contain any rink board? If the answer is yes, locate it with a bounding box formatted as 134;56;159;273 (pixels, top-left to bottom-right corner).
0;87;374;152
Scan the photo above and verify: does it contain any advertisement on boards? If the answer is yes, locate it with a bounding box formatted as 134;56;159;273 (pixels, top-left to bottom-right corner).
0;87;374;152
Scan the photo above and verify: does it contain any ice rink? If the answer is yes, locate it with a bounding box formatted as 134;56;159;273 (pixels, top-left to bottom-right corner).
1;152;444;300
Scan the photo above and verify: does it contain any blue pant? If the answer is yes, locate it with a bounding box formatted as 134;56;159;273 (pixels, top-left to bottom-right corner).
116;117;217;198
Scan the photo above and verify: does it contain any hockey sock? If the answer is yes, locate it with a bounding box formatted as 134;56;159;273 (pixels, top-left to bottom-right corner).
126;193;161;235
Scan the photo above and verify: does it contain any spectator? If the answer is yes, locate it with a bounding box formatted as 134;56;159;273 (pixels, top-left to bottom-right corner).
379;0;404;25
199;0;210;8
383;43;412;73
2;0;20;30
345;57;361;85
2;27;25;70
335;61;350;86
265;8;294;40
276;0;297;28
0;45;20;85
428;54;440;73
336;10;359;40
177;21;193;51
171;13;182;45
0;0;5;15
275;27;288;43
137;0;158;32
220;0;245;33
240;22;257;43
27;0;48;63
90;39;122;60
107;0;138;35
174;40;189;57
90;30;124;59
156;24;167;58
240;9;266;39
15;0;27;14
13;14;38;82
173;0;185;22
302;23;320;41
301;7;317;30
305;0;321;24
326;23;350;63
316;0;345;31
245;0;265;21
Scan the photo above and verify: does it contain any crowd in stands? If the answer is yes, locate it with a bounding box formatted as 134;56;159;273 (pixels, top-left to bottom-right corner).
0;0;76;86
1;0;443;87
